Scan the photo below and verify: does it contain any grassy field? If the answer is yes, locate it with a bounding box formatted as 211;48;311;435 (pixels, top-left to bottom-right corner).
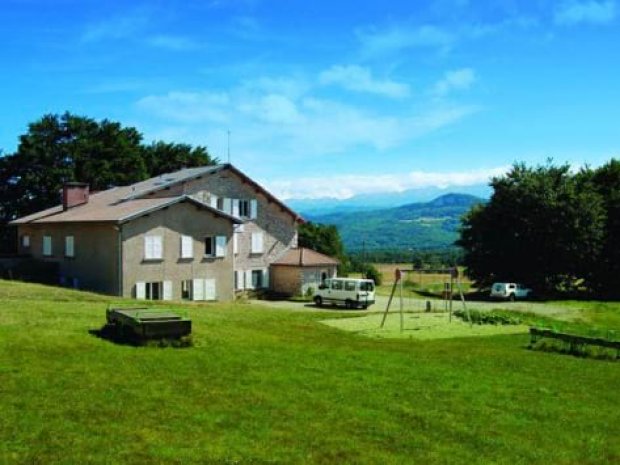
1;280;619;464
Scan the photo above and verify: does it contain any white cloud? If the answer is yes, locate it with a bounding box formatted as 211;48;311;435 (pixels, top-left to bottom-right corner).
136;91;231;123
319;65;411;98
433;68;476;96
554;1;616;25
135;76;480;163
357;24;455;57
266;166;509;200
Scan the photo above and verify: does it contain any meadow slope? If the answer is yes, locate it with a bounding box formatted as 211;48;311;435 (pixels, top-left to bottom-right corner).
0;280;618;464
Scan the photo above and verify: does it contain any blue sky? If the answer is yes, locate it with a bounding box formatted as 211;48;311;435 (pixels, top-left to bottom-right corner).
1;0;618;199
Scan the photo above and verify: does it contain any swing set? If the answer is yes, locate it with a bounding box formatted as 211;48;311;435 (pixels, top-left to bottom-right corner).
380;267;472;331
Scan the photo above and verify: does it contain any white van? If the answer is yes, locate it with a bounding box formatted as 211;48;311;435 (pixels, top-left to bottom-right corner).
314;278;376;309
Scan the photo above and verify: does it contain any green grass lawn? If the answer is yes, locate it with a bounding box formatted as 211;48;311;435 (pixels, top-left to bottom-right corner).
0;280;618;464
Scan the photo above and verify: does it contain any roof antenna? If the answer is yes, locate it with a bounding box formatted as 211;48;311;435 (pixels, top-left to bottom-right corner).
227;129;231;164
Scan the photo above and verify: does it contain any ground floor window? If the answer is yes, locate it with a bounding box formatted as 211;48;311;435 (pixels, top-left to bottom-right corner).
251;269;264;288
136;281;171;300
181;280;192;300
146;282;162;300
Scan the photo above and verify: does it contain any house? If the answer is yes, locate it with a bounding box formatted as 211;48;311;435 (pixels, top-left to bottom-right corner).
271;247;339;296
9;164;310;301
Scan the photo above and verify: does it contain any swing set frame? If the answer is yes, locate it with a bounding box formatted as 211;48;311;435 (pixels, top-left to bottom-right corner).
380;267;472;331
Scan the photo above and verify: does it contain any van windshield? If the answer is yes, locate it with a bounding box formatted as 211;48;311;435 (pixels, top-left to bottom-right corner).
360;281;374;291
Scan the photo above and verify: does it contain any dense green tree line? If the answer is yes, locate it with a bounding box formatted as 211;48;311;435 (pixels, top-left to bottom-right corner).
0;113;217;253
458;160;619;297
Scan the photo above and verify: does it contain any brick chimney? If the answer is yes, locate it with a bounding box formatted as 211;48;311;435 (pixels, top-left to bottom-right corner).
62;182;89;210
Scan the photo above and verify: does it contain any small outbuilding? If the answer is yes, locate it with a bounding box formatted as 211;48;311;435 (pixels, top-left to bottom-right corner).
271;247;339;297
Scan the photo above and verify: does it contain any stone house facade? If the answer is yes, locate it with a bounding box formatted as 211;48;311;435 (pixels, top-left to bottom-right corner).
10;164;307;301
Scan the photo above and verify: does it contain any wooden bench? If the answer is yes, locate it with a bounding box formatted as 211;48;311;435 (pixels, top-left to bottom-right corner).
529;327;620;357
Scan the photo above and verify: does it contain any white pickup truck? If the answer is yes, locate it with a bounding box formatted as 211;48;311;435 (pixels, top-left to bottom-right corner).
490;282;532;301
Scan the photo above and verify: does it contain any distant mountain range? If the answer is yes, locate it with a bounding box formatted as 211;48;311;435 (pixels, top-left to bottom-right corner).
286;185;491;216
291;193;486;252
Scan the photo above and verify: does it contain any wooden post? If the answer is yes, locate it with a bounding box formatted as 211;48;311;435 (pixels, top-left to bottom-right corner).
449;274;453;322
399;274;404;332
380;269;401;328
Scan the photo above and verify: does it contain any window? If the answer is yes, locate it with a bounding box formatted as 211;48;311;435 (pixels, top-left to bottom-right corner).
332;280;343;290
136;281;171;300
144;235;163;260
345;281;356;291
65;236;75;257
360;281;375;292
180;235;193;259
239;200;251;218
251;270;263;289
216;197;224;210
146;282;162;300
42;235;52;256
251;232;264;254
181;280;192;300
22;235;30;248
206;236;226;257
205;236;214;256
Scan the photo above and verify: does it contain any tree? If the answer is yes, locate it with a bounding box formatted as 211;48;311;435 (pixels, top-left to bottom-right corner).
298;222;349;272
142;141;216;176
457;162;606;294
0;112;217;253
583;160;620;297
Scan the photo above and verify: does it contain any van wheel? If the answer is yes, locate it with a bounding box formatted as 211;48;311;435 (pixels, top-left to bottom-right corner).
314;296;323;307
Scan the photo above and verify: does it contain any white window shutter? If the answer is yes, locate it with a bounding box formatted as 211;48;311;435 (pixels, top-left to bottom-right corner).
223;198;232;215
65;236;74;257
136;282;146;300
232;199;240;217
233;233;238;254
181;235;193;258
144;236;151;259
43;236;52;256
192;279;205;301
162;281;172;300
204;279;216;300
262;268;269;289
153;236;163;259
250;199;258;219
245;270;254;290
210;194;218;209
215;236;227;257
236;270;245;290
251;232;264;254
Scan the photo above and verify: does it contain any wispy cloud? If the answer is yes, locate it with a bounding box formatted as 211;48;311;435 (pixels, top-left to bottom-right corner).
357;24;455;57
554;1;616;25
136;82;479;160
433;68;476;96
146;35;199;51
266;166;508;200
319;65;411;98
82;12;150;42
137;91;231;123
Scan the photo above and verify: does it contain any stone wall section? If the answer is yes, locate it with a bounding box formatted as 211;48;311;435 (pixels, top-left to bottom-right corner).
181;169;299;283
